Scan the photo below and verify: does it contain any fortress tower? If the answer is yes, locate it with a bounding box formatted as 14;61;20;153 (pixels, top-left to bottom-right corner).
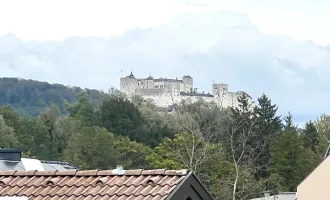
120;72;250;109
182;75;193;93
120;71;137;95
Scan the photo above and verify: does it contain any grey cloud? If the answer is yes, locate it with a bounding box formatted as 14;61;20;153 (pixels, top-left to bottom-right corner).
0;11;329;124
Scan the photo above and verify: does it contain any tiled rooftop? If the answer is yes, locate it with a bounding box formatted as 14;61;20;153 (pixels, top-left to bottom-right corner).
0;169;188;200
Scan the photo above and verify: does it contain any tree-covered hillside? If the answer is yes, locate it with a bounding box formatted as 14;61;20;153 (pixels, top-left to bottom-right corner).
0;77;106;115
0;77;329;199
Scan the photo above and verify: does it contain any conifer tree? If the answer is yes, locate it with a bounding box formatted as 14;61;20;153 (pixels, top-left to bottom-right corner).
301;121;319;153
253;94;282;180
269;112;311;191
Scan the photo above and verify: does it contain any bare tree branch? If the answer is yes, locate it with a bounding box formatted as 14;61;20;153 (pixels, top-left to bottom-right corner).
227;113;268;200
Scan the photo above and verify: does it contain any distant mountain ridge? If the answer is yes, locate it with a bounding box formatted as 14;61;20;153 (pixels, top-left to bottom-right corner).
0;77;104;116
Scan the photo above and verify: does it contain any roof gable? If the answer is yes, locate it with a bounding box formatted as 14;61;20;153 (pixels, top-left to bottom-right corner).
167;172;214;200
297;155;330;199
0;169;189;200
297;143;330;187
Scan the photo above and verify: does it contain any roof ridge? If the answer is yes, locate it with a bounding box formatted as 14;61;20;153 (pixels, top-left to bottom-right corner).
0;169;189;176
25;193;167;198
2;182;181;188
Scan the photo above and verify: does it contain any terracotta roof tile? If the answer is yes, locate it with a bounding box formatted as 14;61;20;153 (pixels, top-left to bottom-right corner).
34;170;58;176
96;170;115;176
141;169;166;175
0;169;188;200
123;169;143;176
54;170;77;176
0;170;16;176
75;170;99;176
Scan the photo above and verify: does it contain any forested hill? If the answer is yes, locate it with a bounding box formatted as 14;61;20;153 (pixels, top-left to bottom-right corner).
0;77;105;115
0;76;328;199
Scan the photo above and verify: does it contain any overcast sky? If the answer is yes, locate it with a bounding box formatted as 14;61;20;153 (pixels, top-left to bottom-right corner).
0;0;329;44
0;0;329;125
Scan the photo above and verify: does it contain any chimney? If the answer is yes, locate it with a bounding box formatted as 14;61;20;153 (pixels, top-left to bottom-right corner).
0;148;22;161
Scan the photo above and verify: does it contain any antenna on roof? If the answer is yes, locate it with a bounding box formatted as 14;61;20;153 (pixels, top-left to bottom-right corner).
121;69;123;78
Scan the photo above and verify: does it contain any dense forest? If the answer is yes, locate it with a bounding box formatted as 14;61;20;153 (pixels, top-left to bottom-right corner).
0;77;105;115
0;78;330;199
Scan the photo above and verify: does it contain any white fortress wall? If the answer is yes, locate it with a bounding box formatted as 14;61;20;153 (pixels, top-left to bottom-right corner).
120;72;251;109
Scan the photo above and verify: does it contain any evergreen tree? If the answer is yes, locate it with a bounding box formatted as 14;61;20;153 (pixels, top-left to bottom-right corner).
269;129;302;191
301;121;319;153
253;94;282;180
283;112;297;133
225;93;255;164
232;92;254;118
269;112;313;192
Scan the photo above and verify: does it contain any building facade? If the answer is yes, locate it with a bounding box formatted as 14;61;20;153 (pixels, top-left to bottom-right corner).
120;72;251;108
297;145;330;200
249;192;296;200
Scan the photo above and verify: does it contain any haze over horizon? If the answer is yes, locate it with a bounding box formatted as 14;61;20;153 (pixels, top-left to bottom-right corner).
1;0;329;125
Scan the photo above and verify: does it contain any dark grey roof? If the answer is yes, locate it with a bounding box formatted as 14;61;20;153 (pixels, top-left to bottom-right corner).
183;75;192;79
146;76;154;80
0;159;78;171
41;160;79;170
0;160;25;171
126;71;135;78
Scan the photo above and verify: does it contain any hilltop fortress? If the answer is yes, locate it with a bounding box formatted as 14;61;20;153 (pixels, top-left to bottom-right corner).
120;72;251;108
